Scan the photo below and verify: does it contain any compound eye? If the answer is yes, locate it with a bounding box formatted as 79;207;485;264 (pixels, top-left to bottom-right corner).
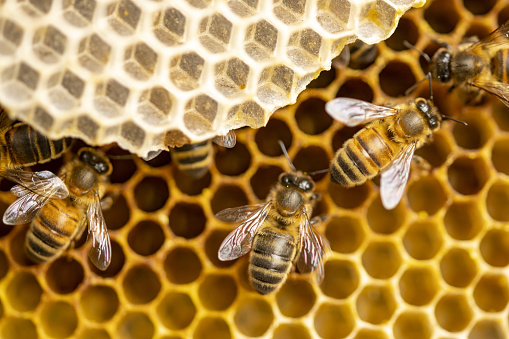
299;179;313;192
79;150;92;164
429;117;438;129
280;174;292;186
416;99;429;113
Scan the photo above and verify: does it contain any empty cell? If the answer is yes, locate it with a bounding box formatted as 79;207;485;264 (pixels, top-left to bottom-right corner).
40;301;78;338
185;0;211;8
314;303;355;339
276;278;315;317
295;98;333;135
447;156;489;195
435;294;473;332
287;29;322;68
48;70;85;109
211;185;248;215
19;0;52;15
487;181;509;220
183;95;218;135
107;0;141;35
78;329;111;339
491;137;509;175
386;18;419;51
89;240;125;278
102;195;129;230
116;312;154;339
316;0;351;33
225;100;266;129
255;119;292;157
214;58;250;97
164;247;202;284
1;62;39;102
0;250;8;280
336;78;374;102
157;292;196;330
308;68;336;89
367;197;406;234
320;260;359;299
153;8;186;45
379;61;416;97
444;200;483;240
78;34;111;73
169;52;204;91
46;258;84;294
469;319;506;339
63;0;96;26
123;43;158;80
228;0;259;17
137;86;173;125
273;0;306;24
414;132;452;168
94;79;130;118
293;146;329;180
328;182;370;209
362;240;402;279
480;228;509;267
357;0;396;44
6;272;42;312
33;25;67;63
121;121;145;147
393;311;433;339
452;114;490;150
250;165;283;200
215;142;251;176
424;0;459;34
257;65;295;106
440;247;478;288
194;317;231;339
1;318;37;339
9;228;37;267
128;220;165;256
123;265;161;304
354;328;389;339
134;176;168;212
174;167;211;196
244;20;278;60
199;14;232;53
407;175;447;215
0;19;23;55
325;216;365;253
80;285;119;322
356;284;396;324
234;297;273;337
169;203;205;239
399;266;439;306
473;274;509;312
33;106;54;132
199;274;237;311
403;220;443;260
205;229;237;268
273;323;312;339
465;0;496;14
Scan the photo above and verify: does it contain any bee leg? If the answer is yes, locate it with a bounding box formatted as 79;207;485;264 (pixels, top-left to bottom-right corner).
310;215;328;225
411;155;431;173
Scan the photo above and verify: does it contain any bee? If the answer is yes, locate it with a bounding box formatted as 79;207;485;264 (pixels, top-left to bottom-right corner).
216;141;330;295
3;148;113;270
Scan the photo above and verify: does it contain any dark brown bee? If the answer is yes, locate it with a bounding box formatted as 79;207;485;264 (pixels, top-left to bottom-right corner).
216;142;329;295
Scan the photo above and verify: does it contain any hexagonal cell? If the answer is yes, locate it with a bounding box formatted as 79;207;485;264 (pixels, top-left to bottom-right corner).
362;240;402;279
452;112;492;150
1;62;40;102
157;292;196;330
379;61;416;97
367;197;406;234
78;34;111;73
316;0;351;33
314;303;355;339
276;278;316;317
480;228;509;267
356;284;397;324
435;294;473;332
6;271;42;312
194;317;231;339
102;194;130;229
440;247;478;288
447;156;490;195
199;13;232;53
169;52;204;91
399;266;439;306
40;301;78;338
234;297;273;337
293;146;329;178
46;258;84;294
354;328;389;339
406;175;447;215
227;0;259;17
414;131;453;168
273;0;306;25
336;78;374;102
393;311;433;339
134;176;169;212
320;260;359;299
273;323;312;339
89;240;125;278
106;0;141;35
255;119;293;156
244;20;278;61
357;0;397;44
32;106;55;132
199;274;237;311
123;42;158;80
1;317;37;339
164;246;202;284
169;202;206;239
123;265;161;304
77;329;111;339
116;312;154;339
215;142;252;176
214;58;250;97
295;98;333;135
225;100;266;130
120;121;146;148
19;0;52;16
185;0;212;9
0;250;9;280
287;29;323;69
94;79;130;118
257;65;295;106
0;18;23;55
486;180;509;222
128;220;165;256
469;319;506;339
153;8;186;46
211;184;248;214
444;200;484;240
80;285;119;323
136;86;173;126
47;69;85;110
62;0;96;27
325;216;365;253
32;25;67;63
250;165;283;200
328;183;370;210
403;220;443;260
473;273;509;312
424;0;459;34
205;229;236;268
183;94;218;136
386;18;419;51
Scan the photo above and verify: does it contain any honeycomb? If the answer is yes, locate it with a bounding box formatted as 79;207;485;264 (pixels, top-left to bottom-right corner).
0;0;423;157
2;0;509;338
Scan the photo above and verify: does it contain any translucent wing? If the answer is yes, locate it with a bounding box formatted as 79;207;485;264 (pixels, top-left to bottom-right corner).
380;142;416;210
3;189;47;225
325;98;397;127
215;203;269;223
142;150;163;161
87;192;112;271
0;169;69;199
213;130;236;148
472;80;509;107
218;201;272;261
470;20;509;51
332;46;350;69
296;212;330;283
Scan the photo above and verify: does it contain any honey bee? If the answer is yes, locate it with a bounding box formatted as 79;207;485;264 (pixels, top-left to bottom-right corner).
216;141;330;295
3;148;113;270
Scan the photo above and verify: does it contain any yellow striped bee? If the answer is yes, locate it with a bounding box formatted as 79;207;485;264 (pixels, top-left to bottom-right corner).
216;141;329;295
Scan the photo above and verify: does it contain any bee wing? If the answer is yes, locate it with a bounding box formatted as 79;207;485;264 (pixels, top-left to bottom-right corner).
0;169;69;199
218;201;272;261
86;192;111;271
471;20;509;51
3;189;47;225
215;202;269;223
380;142;416;210
325;98;397;127
296;213;331;283
142;150;163;161
472;80;509;107
213;130;236;148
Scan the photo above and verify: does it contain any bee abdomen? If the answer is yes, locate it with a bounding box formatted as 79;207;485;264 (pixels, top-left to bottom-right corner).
172;141;212;178
491;50;509;83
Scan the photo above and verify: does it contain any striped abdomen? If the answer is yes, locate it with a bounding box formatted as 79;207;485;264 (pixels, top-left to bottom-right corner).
171;141;212;178
26;199;85;263
249;226;298;295
4;123;72;167
331;125;399;187
491;49;509;83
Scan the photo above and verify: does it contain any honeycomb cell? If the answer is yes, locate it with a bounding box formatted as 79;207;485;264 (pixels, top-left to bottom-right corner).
385;18;419;51
362;240;402;279
463;0;496;15
1;62;40;102
314;302;355;339
336;78;374;102
320;260;360;299
134;176;169;212
32;106;54;132
444;200;483;240
473;273;509;312
273;0;306;24
379;61;416;97
123;42;158;80
287;29;322;69
393;311;432;339
440;247;478;288
452;114;490;150
185;0;211;9
435;294;473;332
292;146;329;179
121;121;146;148
199;274;237;311
354;328;389;339
357;284;397;324
295;98;333;135
6;271;42;312
367;197;406;234
0;250;8;280
0;19;23;55
164;247;202;284
40;301;78;338
308;68;336;89
399;266;439;306
174;167;211;196
214;58;249;97
406;175;447;215
205;229;237;268
250;165;283;200
123;265;161;305
215;142;251;176
211;185;248;215
1;317;37;339
184;94;218;135
46;258;84;294
424;0;459;34
107;0;141;35
244;20;278;61
486;180;509;221
234;297;273;337
33;25;67;63
116;312;154;339
90;240;125;278
199;13;232;53
94;79;130;118
480;228;509;267
78;328;111;339
227;0;259;17
103;195;130;230
257;65;295;106
194;317;231;339
325;216;365;253
77;115;100;140
469;319;505;339
153;8;186;46
316;0;350;33
403;220;443;260
9;228;36;267
273;323;312;339
414;132;453;168
491;137;509;175
447;156;489;195
276;278;315;317
169;203;206;239
62;0;96;27
80;285;119;323
255;119;293;157
128;220;165;256
157;292;196;330
47;69;85;110
169;52;205;91
78;34;111;73
357;0;398;44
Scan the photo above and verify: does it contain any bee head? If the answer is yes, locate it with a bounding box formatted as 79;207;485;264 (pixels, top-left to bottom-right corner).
78;148;113;176
415;98;441;130
279;173;315;192
431;48;452;83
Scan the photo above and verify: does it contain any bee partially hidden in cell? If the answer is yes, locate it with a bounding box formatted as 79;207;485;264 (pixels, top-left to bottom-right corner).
3;148;113;271
326;94;466;210
216;141;330;295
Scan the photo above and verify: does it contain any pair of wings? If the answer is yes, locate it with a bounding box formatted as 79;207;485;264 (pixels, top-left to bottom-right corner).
1;168;111;271
216;201;330;282
325;98;415;210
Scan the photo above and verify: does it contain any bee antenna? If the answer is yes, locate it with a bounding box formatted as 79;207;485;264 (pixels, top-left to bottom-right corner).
403;40;431;64
278;140;297;172
405;72;433;98
107;154;135;160
309;168;329;176
442;115;468;126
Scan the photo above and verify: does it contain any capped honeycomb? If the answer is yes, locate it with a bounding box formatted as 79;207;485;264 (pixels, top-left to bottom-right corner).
2;0;509;338
0;0;423;157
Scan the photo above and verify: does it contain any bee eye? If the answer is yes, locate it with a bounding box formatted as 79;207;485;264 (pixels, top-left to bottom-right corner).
416;99;429;113
79;150;91;163
429;118;438;129
299;179;313;192
280;174;292;186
